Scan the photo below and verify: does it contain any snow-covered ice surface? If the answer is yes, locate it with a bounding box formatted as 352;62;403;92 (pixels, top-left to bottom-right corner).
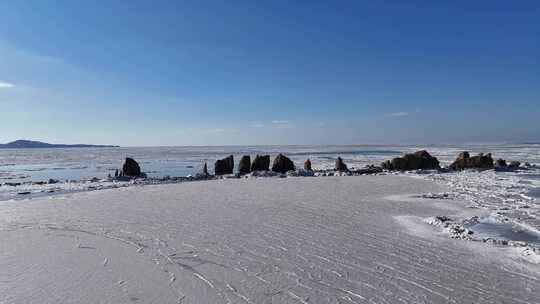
408;167;540;249
2;176;540;303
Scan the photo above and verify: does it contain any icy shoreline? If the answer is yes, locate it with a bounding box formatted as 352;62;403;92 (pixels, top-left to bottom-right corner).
3;162;540;253
3;163;540;253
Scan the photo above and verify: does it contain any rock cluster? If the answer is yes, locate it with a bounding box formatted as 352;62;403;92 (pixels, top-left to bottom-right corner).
352;165;383;175
495;159;522;171
251;155;270;171
271;153;295;173
238;155;251;175
215;155;234;175
381;150;440;171
509;161;521;168
449;152;493;170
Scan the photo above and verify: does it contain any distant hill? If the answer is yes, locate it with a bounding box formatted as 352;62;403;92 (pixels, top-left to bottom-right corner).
0;140;119;149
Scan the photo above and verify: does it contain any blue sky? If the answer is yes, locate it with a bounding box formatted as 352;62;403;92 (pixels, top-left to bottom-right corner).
0;1;538;146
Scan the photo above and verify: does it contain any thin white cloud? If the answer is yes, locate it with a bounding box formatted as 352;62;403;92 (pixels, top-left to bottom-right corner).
251;122;265;128
387;112;409;117
0;81;14;88
271;120;289;124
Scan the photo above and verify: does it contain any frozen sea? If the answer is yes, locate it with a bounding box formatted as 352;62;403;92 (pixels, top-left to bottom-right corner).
1;144;539;182
2;145;540;303
1;144;539;233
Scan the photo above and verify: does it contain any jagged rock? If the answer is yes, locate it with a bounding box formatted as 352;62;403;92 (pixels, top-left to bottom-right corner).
271;154;295;173
122;157;143;177
202;162;209;176
449;152;493;170
304;159;312;171
509;161;521;168
238;155;251;175
495;159;507;168
251;155;270;171
381;150;440;171
335;157;348;171
214;155;234;175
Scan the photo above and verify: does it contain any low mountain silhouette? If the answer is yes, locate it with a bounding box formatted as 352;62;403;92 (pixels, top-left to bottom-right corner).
0;140;119;149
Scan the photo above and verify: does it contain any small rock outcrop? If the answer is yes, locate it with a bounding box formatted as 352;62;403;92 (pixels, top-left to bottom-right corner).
214;155;234;175
381;150;440;171
304;159;312;171
251;155;270;171
353;165;383;175
202;162;209;176
271;154;295;173
495;159;507;168
238;155;251;175
121;157;143;177
509;161;521;168
449;152;493;170
335;157;348;171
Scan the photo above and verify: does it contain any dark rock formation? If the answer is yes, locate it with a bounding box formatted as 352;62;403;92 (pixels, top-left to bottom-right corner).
122;157;143;177
304;159;312;171
353;165;383;175
495;159;523;172
381;150;440;171
203;162;209;176
335;157;348;171
271;153;295;173
251;155;270;171
495;159;507;168
214;155;234;175
238;155;251;175
509;161;521;168
449;152;494;170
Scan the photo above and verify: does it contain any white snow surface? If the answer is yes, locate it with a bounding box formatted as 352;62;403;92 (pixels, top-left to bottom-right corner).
1;176;540;303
